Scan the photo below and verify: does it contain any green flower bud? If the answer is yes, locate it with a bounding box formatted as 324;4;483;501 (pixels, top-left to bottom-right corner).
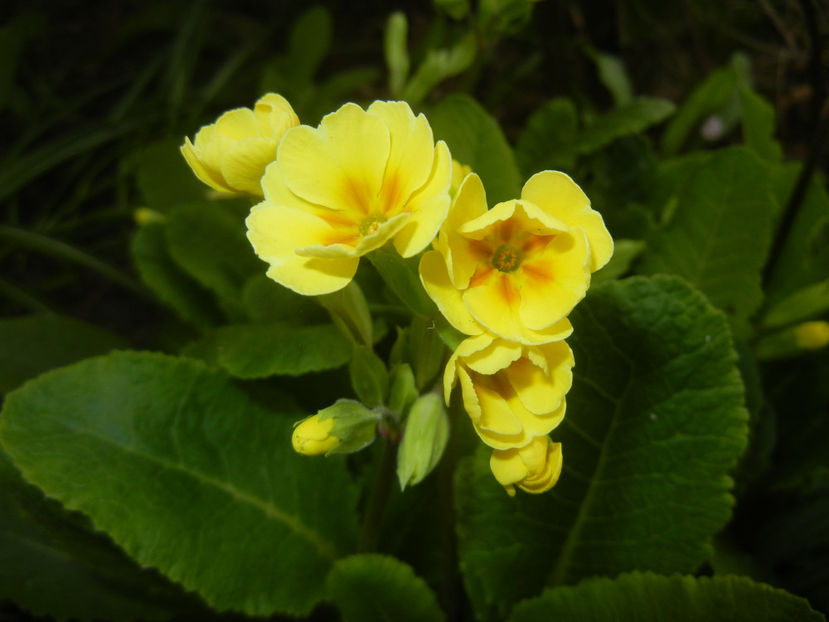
388;363;418;416
292;400;380;457
756;321;829;360
396;393;449;489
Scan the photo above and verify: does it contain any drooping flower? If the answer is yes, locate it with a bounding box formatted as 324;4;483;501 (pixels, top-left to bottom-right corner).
490;436;563;496
444;333;573;450
180;93;300;196
246;100;452;296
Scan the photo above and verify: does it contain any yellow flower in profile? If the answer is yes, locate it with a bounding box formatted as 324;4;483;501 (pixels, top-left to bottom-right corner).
246;101;452;296
292;415;339;456
444;333;573;450
450;159;472;197
490;436;563;496
180;93;299;196
420;171;611;344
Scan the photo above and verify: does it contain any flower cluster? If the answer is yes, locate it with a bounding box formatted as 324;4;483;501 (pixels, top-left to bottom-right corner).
181;93;612;496
421;171;612;494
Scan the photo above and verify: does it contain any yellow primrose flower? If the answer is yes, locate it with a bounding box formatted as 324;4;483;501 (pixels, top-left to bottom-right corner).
450;159;472;197
181;93;300;196
490;436;563;496
420;171;611;344
246;100;452;296
444;333;573;450
292;415;340;456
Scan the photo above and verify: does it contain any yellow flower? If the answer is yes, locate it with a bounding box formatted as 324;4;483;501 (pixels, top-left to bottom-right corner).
444;333;573;450
420;171;611;344
490;436;563;496
292;415;339;456
795;321;829;350
180;93;299;196
450;159;472;197
246;100;452;296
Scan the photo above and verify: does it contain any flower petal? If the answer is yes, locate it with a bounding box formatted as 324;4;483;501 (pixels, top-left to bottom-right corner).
419;250;483;336
277;103;391;215
180;136;232;193
392;140;452;258
246;203;358;295
521;170;613;272
438;173;489;287
220;136;276;196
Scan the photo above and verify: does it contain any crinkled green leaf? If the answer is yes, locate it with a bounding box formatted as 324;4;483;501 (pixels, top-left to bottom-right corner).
326;554;446;622
0;351;359;616
131;222;224;329
0;449;196;621
164;201;261;320
637;146;777;338
0;314;125;395
455;276;748;621
183;322;352;378
429;94;522;203
509;572;824;622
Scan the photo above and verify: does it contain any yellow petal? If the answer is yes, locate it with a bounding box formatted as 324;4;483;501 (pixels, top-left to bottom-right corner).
521;171;613;272
419;250;483;336
214;107;261;140
518;439;563;494
292;415;339;455
277;103;390;215
297;212;411;258
220;136;276;196
505;356;567;415
439;173;489;287
462;337;523;375
489;446;530;493
392;141;452;258
475;379;523;438
367;101;435;212
254;93;300;134
180;136;233;193
246;203;358;295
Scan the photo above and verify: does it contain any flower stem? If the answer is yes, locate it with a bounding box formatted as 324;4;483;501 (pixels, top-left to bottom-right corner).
357;438;397;553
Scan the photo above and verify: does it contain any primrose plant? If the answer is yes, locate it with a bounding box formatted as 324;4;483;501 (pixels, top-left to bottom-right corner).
181;93;613;496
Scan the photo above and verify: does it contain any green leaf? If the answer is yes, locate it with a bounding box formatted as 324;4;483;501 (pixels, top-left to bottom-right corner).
0;351;359;616
509;572;824;622
287;6;332;84
131;222;224;329
402;31;476;106
164;201;262;320
763;280;829;329
575;97;675;155
384;12;410;97
0;449;196;621
183;323;352;378
134;138;206;210
738;85;782;163
455;276;748;621
636;147;777;338
326;554;446;622
349;346;389;408
368;246;436;317
0;314;125;395
429;94;522;204
516;97;579;174
591;239;645;284
242;274;328;324
588;48;633;106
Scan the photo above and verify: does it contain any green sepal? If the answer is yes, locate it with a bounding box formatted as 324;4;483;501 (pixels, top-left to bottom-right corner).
388;363;418;416
408;317;446;391
316;399;381;456
397;393;449;489
349;346;389;408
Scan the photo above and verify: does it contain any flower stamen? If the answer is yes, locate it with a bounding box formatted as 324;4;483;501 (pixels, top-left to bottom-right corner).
492;244;522;272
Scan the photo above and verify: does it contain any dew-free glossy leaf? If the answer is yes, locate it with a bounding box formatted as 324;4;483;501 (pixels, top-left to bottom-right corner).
429;94;521;203
455;276;748;621
509;572;824;622
326;554;446;622
0;351;359;616
0;314;125;395
637;146;777;338
134;138;206;210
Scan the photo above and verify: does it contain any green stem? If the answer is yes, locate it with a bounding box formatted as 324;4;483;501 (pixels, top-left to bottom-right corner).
357;439;398;553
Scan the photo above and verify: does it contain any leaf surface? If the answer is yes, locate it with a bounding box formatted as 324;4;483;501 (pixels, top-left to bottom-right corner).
0;351;359;616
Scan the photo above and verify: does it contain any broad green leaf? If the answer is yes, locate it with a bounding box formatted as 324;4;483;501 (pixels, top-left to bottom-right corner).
0;351;359;616
0;449;196;621
134;138;206;210
164;201;261;320
0;314;125;395
516;98;579;174
131;222;224;329
429;94;522;203
455;276;748;621
242;274;328;324
326;554;446;622
183;322;352;378
636;147;777;338
591;239;645;284
287;6;332;83
574;97;675;155
509;572;824;622
738;85;782;163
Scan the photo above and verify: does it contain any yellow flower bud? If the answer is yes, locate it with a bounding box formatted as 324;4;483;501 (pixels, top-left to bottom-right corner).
292;415;339;456
180;93;299;196
490;436;563;496
794;321;829;350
